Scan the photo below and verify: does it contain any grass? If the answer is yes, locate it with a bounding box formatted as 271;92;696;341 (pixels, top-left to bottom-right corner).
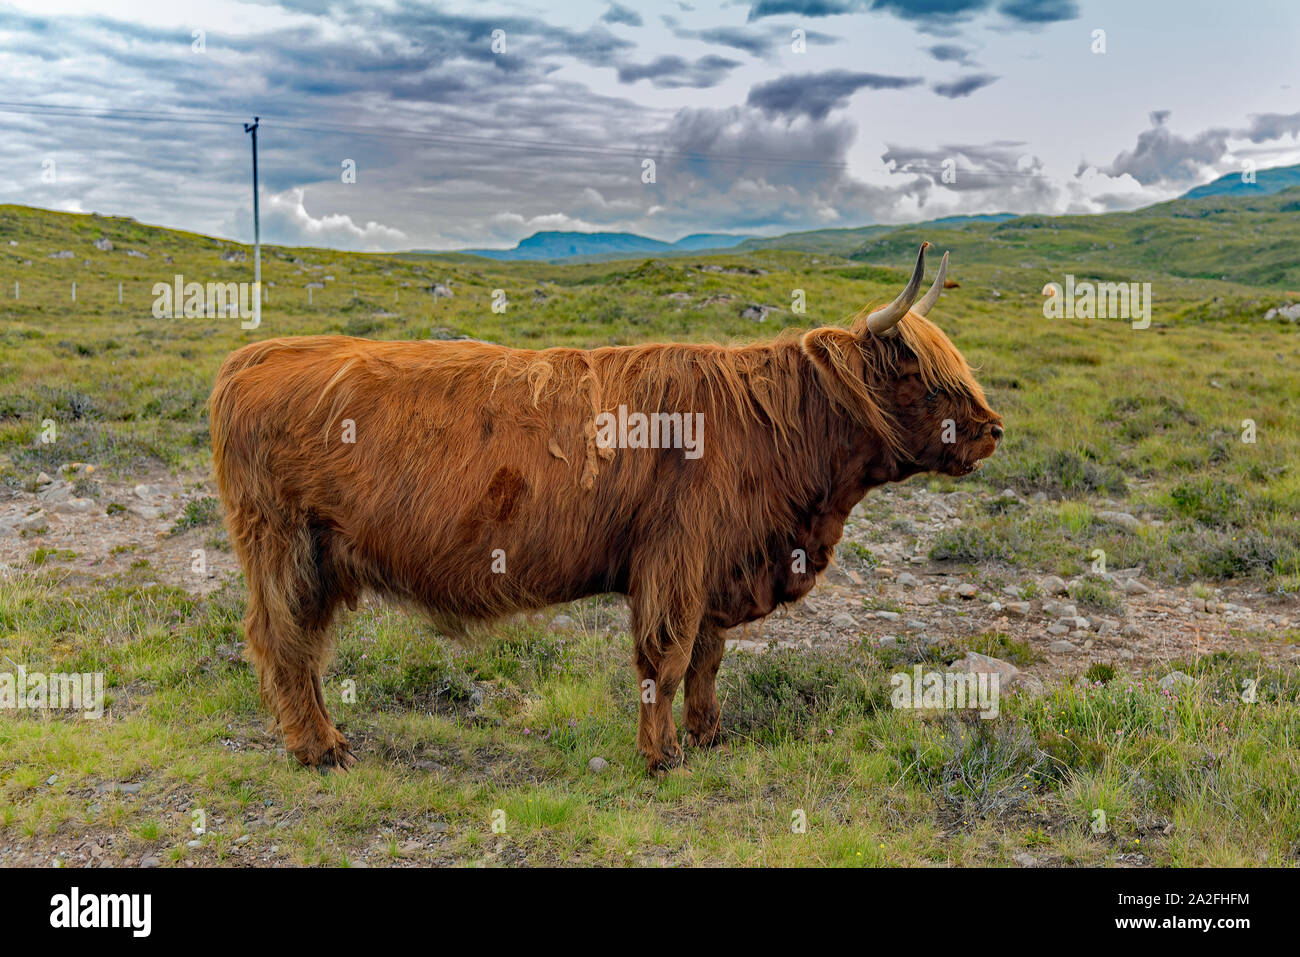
1;195;1298;865
1;574;1297;866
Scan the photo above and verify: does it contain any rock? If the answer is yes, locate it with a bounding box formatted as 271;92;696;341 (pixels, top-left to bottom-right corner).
955;583;978;598
139;856;161;868
587;757;609;773
17;511;48;533
1068;616;1091;631
129;504;163;520
1042;575;1068;595
1006;602;1032;617
93;237;113;251
877;636;898;648
895;572;918;588
875;610;900;622
830;613;857;630
37;482;72;505
1049;640;1078;653
1096;510;1141;532
1046;623;1070;636
906;619;926;630
1042;601;1078;618
998;488;1022;501
548;614;577;632
430;283;454;299
49;250;74;259
133;483;156;499
1158;671;1193;693
1008;673;1045;696
36;471;53;486
1094;619;1120;637
96;782;144;794
1001;585;1024;599
988;601;1002;612
1123;579;1150;595
186;840;202;849
54;497;94;514
740;303;779;322
949;651;1019;682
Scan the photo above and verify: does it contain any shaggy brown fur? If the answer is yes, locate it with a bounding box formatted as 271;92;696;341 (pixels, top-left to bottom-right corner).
209;255;1002;772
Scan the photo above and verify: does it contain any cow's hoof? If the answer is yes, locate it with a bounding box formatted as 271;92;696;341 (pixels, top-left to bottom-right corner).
646;745;685;776
684;729;723;749
299;735;356;773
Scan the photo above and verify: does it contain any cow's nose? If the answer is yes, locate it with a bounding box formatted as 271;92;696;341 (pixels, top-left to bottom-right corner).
990;425;1004;440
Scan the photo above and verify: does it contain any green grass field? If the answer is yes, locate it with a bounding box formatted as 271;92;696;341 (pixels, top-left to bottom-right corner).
1;193;1298;866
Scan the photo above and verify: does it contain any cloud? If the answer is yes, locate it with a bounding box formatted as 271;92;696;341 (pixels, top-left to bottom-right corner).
995;0;1080;24
248;188;408;251
746;70;923;120
928;43;974;65
742;0;1078;27
1096;112;1232;185
660;14;842;57
602;3;643;27
932;73;999;98
617;54;742;88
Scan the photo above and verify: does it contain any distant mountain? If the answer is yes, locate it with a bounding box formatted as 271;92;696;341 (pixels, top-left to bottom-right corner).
1181;164;1300;200
443;230;750;261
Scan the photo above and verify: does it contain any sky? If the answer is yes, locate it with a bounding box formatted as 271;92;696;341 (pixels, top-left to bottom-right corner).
1;0;1298;251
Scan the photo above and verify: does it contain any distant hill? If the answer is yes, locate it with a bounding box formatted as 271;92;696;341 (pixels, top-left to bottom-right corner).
1181;164;1300;200
442;230;750;261
736;213;1017;256
847;186;1300;288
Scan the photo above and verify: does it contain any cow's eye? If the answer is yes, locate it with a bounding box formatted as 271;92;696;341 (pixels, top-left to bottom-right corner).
925;387;940;402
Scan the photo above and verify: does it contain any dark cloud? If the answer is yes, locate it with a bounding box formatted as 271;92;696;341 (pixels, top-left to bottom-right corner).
743;0;1077;26
745;1;865;21
1098;112;1231;185
932;73;999;98
1240;111;1300;143
617;54;742;88
747;70;923;120
602;3;643;27
996;0;1079;23
928;43;974;65
660;15;842;57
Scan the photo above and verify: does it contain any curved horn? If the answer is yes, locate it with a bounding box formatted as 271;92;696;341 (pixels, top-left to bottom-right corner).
866;241;929;335
912;250;948;318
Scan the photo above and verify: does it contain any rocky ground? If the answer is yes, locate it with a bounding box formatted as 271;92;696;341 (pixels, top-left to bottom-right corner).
2;465;1297;689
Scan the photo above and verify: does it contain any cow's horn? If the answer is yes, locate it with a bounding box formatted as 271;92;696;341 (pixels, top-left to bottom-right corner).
912;250;948;318
866;242;929;335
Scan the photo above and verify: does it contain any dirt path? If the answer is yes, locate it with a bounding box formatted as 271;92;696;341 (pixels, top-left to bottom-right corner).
2;466;1296;681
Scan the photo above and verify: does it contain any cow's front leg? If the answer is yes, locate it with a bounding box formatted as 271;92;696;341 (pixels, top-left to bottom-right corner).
684;622;725;748
633;627;695;774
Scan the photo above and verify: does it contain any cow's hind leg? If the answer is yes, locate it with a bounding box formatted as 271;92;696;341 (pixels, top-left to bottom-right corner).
684;622;725;749
238;516;354;770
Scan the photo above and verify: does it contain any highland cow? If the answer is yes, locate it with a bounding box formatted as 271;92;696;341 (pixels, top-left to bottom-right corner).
209;243;1002;773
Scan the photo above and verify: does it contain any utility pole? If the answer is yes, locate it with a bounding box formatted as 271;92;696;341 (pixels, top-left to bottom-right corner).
243;116;261;330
